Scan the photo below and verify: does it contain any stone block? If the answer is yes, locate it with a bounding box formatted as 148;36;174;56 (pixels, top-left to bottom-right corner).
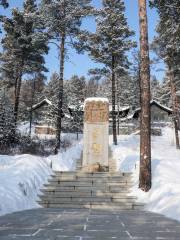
83;98;109;170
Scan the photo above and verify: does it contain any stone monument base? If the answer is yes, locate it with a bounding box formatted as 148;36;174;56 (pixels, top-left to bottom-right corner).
81;163;109;173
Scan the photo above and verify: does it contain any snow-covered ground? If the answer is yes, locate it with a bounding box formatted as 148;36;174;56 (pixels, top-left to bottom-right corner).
110;127;180;222
0;134;83;216
0;154;52;216
1;128;180;222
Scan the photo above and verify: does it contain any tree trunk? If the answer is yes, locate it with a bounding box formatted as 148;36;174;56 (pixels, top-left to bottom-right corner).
138;58;142;107
111;55;117;145
138;0;151;192
29;77;36;137
117;115;120;135
55;33;66;154
13;70;22;133
168;63;180;149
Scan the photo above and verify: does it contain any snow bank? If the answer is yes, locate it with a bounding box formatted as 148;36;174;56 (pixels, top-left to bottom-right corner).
48;141;83;171
0;154;52;216
110;127;180;221
0;136;83;216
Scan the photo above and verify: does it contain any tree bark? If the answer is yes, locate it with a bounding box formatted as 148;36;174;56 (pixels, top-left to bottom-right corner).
168;63;180;149
111;54;117;145
138;0;151;192
117;115;120;135
29;77;36;137
55;33;66;154
13;69;23;133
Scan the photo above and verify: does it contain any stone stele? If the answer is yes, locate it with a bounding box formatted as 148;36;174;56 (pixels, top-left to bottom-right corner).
83;98;109;170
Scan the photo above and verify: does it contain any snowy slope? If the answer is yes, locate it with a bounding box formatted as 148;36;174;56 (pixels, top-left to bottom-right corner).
0;155;52;216
110;127;180;221
1;128;180;221
0;139;83;216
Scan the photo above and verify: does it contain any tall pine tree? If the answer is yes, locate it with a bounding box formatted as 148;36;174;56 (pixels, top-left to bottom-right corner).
150;0;180;148
0;0;48;136
85;0;135;145
40;0;94;153
138;0;151;192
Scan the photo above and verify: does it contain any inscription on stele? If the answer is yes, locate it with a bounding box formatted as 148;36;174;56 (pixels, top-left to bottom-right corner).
84;101;109;123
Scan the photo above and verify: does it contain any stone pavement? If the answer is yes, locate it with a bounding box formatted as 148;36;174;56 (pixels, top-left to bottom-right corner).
0;208;180;239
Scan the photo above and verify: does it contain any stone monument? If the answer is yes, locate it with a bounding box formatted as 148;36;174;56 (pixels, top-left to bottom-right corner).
83;98;109;171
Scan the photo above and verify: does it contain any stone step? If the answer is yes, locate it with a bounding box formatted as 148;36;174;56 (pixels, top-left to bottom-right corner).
49;177;132;183
46;180;132;185
50;175;132;181
41;189;132;199
38;202;135;210
37;201;142;210
43;184;131;191
47;180;132;186
38;196;136;204
39;199;134;207
37;169;143;211
40;189;131;196
39;196;111;203
53;171;132;177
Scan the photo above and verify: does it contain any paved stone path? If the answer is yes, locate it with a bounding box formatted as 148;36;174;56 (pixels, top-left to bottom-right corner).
0;209;180;239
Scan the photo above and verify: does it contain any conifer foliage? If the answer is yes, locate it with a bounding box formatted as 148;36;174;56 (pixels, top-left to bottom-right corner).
0;0;49;138
0;89;15;148
150;0;180;149
40;0;93;153
85;0;135;145
0;0;8;8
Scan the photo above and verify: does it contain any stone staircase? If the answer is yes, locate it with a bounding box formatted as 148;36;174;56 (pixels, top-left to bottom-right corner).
38;158;143;210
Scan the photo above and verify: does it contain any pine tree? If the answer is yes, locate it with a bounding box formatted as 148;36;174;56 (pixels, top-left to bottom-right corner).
96;77;112;101
157;76;171;106
85;0;135;145
138;0;151;192
66;75;86;139
0;0;8;32
0;0;8;8
85;78;99;98
116;74;140;109
151;76;160;100
150;0;180;148
131;50;141;107
43;72;68;132
41;0;94;153
0;88;15;149
0;0;48;136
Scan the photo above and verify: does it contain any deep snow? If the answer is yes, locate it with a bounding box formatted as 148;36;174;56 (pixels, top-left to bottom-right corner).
1;128;180;222
0;135;83;216
110;127;180;221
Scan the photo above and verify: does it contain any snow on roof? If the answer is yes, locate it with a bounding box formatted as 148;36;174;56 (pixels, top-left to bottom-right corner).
120;114;135;122
64;113;73;119
85;97;109;104
31;98;52;111
35;125;56;128
68;104;84;110
132;100;172;116
120;106;130;111
109;105;130;112
150;100;172;114
120;100;172;122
